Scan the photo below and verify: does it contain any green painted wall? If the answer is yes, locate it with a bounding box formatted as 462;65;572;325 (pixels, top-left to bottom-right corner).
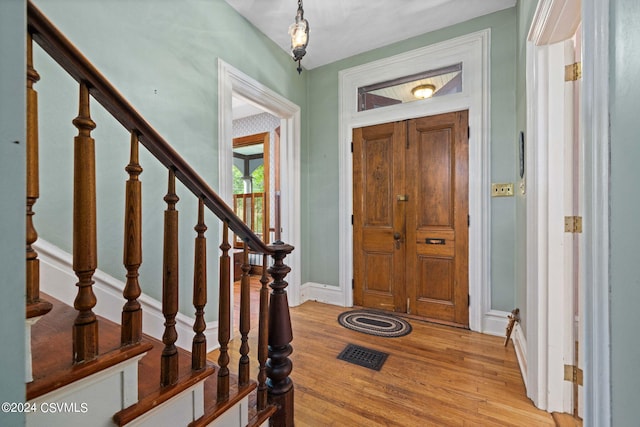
514;0;539;334
304;8;518;312
0;0;27;425
610;0;640;424
31;0;306;320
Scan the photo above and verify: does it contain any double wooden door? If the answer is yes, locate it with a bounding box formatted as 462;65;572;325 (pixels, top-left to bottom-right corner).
353;111;469;327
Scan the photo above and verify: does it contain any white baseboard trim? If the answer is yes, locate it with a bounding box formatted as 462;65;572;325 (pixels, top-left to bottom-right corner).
34;239;219;353
511;322;528;389
300;282;348;307
482;309;510;337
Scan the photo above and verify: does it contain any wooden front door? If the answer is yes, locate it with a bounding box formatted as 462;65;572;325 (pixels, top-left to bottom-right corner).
353;111;469;327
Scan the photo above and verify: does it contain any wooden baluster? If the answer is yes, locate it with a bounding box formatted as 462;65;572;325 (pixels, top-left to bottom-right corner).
26;32;52;318
257;254;270;410
121;132;143;345
161;169;179;386
238;245;251;386
267;241;295;427
72;82;99;362
192;198;207;370
217;222;231;401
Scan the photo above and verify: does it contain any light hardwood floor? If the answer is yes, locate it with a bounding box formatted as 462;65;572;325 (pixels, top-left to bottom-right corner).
208;280;556;426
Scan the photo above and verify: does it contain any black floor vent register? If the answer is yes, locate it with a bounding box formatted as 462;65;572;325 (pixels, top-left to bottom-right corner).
337;343;388;371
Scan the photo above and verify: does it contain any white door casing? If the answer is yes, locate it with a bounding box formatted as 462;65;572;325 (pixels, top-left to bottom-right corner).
338;30;491;334
218;60;302;307
526;0;610;424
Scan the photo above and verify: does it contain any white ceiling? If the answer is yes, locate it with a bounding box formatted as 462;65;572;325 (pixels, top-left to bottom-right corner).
224;0;516;70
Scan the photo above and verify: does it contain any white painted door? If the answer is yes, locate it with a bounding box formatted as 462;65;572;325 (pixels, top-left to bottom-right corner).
564;25;584;420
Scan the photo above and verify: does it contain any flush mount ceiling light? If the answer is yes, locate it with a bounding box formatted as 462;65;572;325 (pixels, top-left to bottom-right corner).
288;0;309;74
411;83;436;99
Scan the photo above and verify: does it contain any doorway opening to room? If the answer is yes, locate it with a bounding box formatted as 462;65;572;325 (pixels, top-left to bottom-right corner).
230;100;281;281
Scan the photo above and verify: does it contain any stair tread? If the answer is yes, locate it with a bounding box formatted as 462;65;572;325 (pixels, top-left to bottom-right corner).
188;375;257;427
114;335;216;425
28;293;153;400
247;390;278;427
30;294;266;426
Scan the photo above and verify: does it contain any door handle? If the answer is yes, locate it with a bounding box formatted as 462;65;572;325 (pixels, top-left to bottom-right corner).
393;232;403;249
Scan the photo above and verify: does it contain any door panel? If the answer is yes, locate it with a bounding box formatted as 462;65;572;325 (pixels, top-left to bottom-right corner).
406;112;468;326
353;111;468;326
353;122;406;311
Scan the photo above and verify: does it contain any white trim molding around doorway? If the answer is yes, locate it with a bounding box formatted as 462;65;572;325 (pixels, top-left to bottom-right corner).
217;59;302;306
526;0;610;424
334;29;493;334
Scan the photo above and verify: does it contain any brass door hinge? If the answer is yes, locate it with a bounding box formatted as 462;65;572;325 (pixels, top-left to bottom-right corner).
565;62;582;81
564;364;584;386
564;216;583;233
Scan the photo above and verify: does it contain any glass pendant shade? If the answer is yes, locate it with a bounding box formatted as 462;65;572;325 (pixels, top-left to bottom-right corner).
289;0;309;73
290;21;308;54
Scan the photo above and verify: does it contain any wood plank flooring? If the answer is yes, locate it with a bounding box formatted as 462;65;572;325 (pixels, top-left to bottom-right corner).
208;280;556;426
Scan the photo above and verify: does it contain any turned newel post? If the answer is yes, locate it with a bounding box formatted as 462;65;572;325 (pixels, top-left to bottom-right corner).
161;169;180;386
122;132;143;345
266;241;295;427
72;82;99;362
192;198;207;370
26;32;52;319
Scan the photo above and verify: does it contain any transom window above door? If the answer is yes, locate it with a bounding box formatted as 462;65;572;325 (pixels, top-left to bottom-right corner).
357;63;462;112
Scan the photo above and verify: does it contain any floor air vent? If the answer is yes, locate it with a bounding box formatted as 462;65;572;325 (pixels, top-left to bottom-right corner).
337;343;388;371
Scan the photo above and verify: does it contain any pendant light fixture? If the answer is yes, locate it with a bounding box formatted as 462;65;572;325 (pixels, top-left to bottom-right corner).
288;0;309;74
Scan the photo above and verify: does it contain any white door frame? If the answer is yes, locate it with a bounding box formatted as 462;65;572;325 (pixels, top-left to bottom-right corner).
526;0;610;423
338;30;492;333
218;59;302;307
581;0;611;424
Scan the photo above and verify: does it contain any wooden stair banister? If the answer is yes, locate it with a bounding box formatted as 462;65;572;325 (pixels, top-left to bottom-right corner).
161;169;180;387
27;1;295;424
122;132;143;346
217;222;232;401
25;31;52;320
71;81;99;363
239;246;251;386
192;198;208;371
257;254;270;411
266;242;295;427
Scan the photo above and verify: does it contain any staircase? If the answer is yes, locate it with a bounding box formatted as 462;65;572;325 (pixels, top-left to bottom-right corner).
24;2;294;425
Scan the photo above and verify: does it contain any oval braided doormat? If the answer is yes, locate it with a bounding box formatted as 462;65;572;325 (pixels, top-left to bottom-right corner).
337;309;412;338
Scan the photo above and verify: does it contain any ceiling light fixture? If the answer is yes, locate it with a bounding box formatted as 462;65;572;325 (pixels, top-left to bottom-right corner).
289;0;309;74
411;84;436;99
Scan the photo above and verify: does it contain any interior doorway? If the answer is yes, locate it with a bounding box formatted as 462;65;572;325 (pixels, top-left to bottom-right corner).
352;110;469;327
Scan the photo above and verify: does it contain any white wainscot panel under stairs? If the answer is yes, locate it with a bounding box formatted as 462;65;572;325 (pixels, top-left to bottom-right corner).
26;355;144;427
